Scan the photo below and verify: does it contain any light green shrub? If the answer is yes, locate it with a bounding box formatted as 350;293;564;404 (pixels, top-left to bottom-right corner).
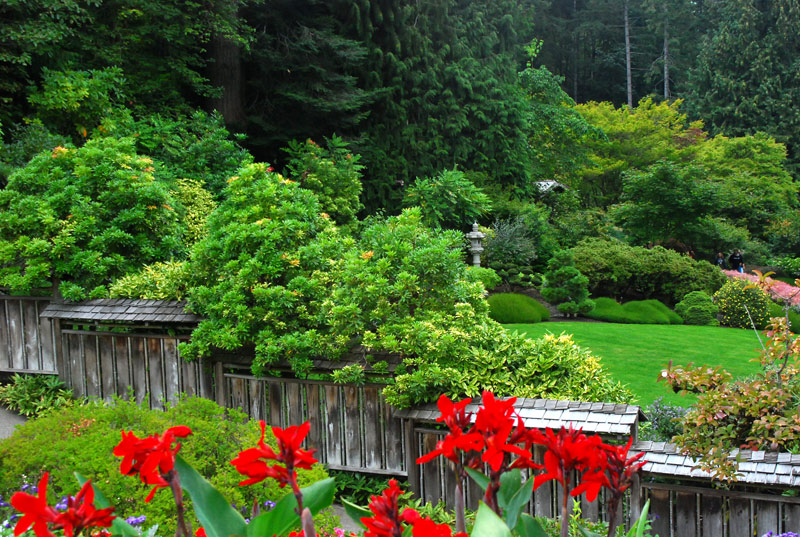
487;293;550;323
714;278;770;329
108;261;191;300
675;291;719;326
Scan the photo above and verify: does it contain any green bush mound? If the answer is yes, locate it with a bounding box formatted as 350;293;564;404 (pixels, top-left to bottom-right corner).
488;293;550;323
714;278;770;329
0;397;334;535
675;291;719;326
585;297;682;325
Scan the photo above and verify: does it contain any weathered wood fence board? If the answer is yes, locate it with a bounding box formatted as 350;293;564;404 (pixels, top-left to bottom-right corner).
643;482;800;537
218;366;407;476
58;330;211;409
0;297;57;373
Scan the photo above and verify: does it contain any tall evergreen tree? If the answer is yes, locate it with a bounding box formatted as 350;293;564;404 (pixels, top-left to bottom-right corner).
685;0;800;173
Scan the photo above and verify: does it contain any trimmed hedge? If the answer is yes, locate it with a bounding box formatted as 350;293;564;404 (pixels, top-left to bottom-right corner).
675;291;719;326
488;293;550;323
585;297;682;324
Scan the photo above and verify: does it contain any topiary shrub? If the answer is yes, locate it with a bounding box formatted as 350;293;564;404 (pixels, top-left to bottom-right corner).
487;293;550;324
675;291;719;326
541;250;594;316
585;297;681;324
0;397;333;535
713;278;770;329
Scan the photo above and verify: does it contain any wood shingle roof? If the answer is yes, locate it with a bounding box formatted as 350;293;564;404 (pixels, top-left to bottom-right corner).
40;299;200;324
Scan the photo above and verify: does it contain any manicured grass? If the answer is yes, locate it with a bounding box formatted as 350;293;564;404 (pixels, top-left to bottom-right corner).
488;293;550;323
508;322;764;407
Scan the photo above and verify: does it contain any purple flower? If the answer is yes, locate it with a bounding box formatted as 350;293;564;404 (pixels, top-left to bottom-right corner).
263;500;276;510
125;515;147;526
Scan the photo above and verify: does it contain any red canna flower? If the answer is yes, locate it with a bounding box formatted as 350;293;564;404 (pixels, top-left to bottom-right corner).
474;393;531;472
230;421;317;488
10;473;59;537
601;437;646;537
417;395;484;465
52;481;116;537
195;528;206;537
529;426;606;501
113;426;192;502
360;479;406;537
408;517;468;537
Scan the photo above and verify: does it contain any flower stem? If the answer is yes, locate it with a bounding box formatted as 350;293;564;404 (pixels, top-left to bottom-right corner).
167;472;192;537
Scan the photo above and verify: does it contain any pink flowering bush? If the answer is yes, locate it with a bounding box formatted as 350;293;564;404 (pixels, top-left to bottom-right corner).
722;270;800;307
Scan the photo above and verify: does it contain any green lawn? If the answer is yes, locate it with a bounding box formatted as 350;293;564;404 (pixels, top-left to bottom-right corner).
508;322;764;407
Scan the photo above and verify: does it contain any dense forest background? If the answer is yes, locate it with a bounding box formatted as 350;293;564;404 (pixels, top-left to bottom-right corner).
1;0;799;265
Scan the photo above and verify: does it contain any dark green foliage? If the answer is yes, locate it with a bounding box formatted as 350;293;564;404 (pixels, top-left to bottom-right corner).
540;250;593;316
487;293;550;324
242;0;372;158
0;137;185;300
283;135;364;227
348;0;534;210
675;291;719;326
640;397;688;442
0;374;73;417
571;238;727;305
108;110;253;199
403;169;491;230
0;121;69;185
614;161;720;249
0;397;331;535
713;278;771;329
686;0;800;172
585;297;682;325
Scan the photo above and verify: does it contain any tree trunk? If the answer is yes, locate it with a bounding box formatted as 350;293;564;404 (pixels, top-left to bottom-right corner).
208;5;246;131
663;14;670;100
572;0;579;101
624;0;633;108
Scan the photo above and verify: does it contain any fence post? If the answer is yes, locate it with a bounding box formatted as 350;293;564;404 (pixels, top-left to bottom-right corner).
405;418;420;496
214;361;225;407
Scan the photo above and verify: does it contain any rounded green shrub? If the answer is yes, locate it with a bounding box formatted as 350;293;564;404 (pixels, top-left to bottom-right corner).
675;291;719;326
585;297;681;324
487;293;550;323
0;397;332;535
464;266;501;292
713;278;770;329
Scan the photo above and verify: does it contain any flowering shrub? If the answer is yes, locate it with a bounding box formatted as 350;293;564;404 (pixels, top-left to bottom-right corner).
723;270;800;308
713;277;770;329
5;392;652;537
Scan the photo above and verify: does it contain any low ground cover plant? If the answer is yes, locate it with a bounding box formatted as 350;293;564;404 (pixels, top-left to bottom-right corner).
487;293;550;324
0;374;74;417
0;397;333;536
584;298;681;325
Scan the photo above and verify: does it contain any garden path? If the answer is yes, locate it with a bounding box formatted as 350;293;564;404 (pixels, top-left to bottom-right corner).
0;405;25;439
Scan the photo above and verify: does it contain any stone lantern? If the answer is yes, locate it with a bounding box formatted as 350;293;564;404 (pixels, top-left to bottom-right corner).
466;223;486;267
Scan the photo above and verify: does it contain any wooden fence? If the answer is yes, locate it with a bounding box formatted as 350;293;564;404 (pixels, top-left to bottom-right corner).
644;482;800;537
0;296;57;374
217;365;405;475
58;329;212;409
3;294;800;536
